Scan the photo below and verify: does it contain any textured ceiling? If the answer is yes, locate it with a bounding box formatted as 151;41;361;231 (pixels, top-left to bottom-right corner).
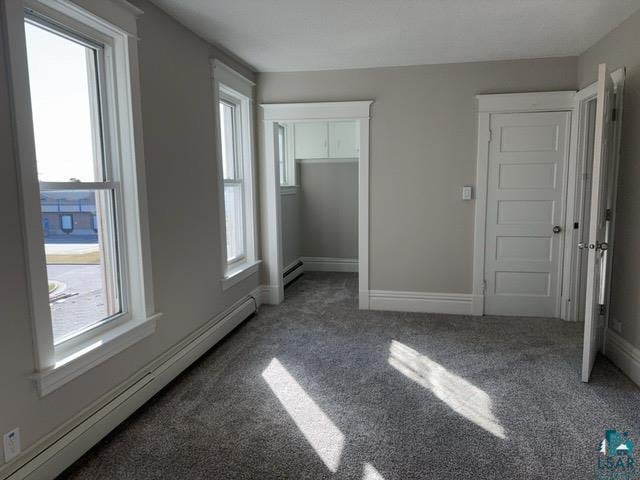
149;0;640;72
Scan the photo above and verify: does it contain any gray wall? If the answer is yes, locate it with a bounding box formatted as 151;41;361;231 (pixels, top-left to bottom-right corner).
0;0;259;456
578;10;640;350
281;191;301;268
299;162;358;259
258;57;578;293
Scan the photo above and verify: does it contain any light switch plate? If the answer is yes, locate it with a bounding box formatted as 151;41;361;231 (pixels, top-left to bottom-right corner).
462;186;473;201
3;428;20;463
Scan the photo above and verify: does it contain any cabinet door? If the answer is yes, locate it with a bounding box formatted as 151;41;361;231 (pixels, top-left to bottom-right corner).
329;121;359;158
294;122;328;159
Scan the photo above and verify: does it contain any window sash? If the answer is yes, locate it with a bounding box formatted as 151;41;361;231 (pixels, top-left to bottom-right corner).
25;12;113;184
219;95;243;181
40;195;128;345
224;178;246;264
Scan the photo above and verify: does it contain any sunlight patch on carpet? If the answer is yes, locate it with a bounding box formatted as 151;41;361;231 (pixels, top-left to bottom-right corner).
388;340;506;439
262;358;345;472
363;462;386;480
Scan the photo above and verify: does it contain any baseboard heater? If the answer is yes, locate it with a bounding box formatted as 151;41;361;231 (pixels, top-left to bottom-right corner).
2;295;258;480
283;260;304;286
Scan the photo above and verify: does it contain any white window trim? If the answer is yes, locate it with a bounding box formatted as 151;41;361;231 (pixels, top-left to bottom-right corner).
3;0;159;396
211;59;259;290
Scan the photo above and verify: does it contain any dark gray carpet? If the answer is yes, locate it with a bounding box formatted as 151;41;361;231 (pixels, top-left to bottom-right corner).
59;272;640;479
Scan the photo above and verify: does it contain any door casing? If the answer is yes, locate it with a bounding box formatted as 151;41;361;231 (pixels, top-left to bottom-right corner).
473;92;576;317
260;101;373;308
473;76;625;320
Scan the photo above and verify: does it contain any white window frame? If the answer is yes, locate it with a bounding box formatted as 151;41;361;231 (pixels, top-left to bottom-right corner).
3;0;159;396
211;59;259;290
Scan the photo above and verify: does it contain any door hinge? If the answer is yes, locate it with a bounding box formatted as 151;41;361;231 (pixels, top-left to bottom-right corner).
605;209;613;222
599;304;606;315
483;279;487;293
612;108;617;122
488;129;493;143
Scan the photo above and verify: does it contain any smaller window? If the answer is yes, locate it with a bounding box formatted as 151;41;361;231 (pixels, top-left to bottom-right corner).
219;96;246;265
278;124;287;185
278;123;295;187
212;60;258;285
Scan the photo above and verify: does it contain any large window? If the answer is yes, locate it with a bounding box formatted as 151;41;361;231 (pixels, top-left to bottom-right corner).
25;17;123;344
5;0;157;395
212;60;258;288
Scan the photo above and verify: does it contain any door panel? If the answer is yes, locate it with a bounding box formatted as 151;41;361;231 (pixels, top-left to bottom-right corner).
497;200;554;224
496;236;552;262
484;111;571;317
500;124;559;152
582;64;614;382
498;163;557;189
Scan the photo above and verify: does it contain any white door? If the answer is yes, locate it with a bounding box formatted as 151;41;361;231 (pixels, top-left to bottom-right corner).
582;64;615;382
484;111;571;317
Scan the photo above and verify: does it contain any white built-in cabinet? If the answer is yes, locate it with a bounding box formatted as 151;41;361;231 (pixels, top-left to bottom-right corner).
294;121;359;159
329;121;359;158
294;122;328;159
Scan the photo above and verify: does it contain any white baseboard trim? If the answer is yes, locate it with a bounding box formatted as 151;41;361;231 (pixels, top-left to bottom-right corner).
257;284;282;305
605;328;640;387
369;290;475;315
359;290;370;310
283;260;304;286
2;293;259;480
301;256;358;273
471;294;484;316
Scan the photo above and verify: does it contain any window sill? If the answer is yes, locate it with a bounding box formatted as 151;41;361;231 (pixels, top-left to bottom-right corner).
31;313;162;397
280;185;298;195
222;260;261;291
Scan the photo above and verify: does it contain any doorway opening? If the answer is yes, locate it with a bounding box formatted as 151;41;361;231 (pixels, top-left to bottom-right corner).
260;102;372;308
277;120;359;290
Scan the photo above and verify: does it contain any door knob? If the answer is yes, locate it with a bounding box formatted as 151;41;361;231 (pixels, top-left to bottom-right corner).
553;225;562;234
596;241;609;252
577;241;588;250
